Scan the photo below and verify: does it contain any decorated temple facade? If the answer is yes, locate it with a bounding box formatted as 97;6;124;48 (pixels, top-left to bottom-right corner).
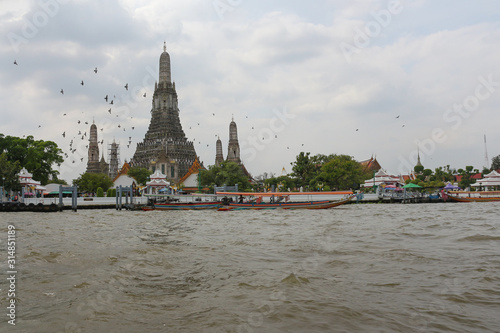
131;43;197;183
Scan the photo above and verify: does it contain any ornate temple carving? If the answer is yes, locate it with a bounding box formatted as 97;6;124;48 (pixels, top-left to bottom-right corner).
131;43;197;182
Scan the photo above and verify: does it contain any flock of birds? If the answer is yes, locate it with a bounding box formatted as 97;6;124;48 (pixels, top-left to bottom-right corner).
14;59;145;165
12;57;406;170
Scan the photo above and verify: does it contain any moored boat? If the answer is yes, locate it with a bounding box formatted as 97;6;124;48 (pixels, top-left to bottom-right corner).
142;194;222;210
217;191;354;210
153;201;222;210
446;191;500;202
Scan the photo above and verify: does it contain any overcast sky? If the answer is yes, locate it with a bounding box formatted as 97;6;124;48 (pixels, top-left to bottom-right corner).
1;0;500;182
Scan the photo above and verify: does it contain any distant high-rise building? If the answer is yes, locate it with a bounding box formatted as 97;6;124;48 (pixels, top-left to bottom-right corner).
131;42;197;182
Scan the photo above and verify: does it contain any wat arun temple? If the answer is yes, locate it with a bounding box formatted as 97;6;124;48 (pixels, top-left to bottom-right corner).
130;43;198;182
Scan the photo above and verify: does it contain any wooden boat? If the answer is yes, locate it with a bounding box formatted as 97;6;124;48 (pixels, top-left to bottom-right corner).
217;191;354;210
446;191;500;202
142;194;222;210
152;201;222;210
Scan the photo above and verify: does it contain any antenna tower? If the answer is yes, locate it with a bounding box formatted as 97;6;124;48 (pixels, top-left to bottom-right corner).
484;134;489;169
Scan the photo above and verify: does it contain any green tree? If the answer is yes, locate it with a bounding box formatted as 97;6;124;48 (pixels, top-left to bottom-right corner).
432;166;454;182
457;166;476;189
264;175;296;191
414;165;424;174
73;173;114;193
96;187;104;197
491;155;500;171
127;167;151;185
0;152;21;191
311;154;366;190
291;152;315;188
50;178;68;185
0;134;64;184
199;162;251;192
423;169;433;177
107;188;116;198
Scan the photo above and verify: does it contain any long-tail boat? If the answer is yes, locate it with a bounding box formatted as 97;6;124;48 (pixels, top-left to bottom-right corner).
142;194;222;210
446;191;500;202
216;191;354;210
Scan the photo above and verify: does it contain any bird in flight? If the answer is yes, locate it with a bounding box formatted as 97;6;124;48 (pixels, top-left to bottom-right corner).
81;80;84;86
60;89;64;94
14;60;18;65
110;100;113;105
108;108;111;114
143;92;146;97
124;83;128;90
94;67;98;73
62;132;65;138
104;95;108;102
396;115;400;118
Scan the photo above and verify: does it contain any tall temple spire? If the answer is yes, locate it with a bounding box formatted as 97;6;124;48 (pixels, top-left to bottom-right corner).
87;123;99;165
226;118;241;164
131;43;197;182
215;136;224;167
415;147;423;168
86;122;109;175
109;140;120;180
159;41;171;84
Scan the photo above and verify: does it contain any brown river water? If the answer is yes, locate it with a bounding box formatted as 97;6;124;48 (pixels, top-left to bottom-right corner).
1;202;499;332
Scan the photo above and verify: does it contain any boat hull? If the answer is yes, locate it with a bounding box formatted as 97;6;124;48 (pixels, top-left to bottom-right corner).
152;201;222;210
220;197;353;210
447;195;500;202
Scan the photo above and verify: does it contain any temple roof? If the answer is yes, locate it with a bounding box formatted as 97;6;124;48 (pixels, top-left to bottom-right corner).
179;157;205;184
150;168;167;180
359;156;382;173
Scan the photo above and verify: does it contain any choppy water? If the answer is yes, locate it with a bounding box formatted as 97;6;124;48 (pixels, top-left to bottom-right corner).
1;202;500;332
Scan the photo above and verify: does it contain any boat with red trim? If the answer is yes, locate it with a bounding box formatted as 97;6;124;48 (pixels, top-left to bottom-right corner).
446;191;500;202
217;191;354;210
